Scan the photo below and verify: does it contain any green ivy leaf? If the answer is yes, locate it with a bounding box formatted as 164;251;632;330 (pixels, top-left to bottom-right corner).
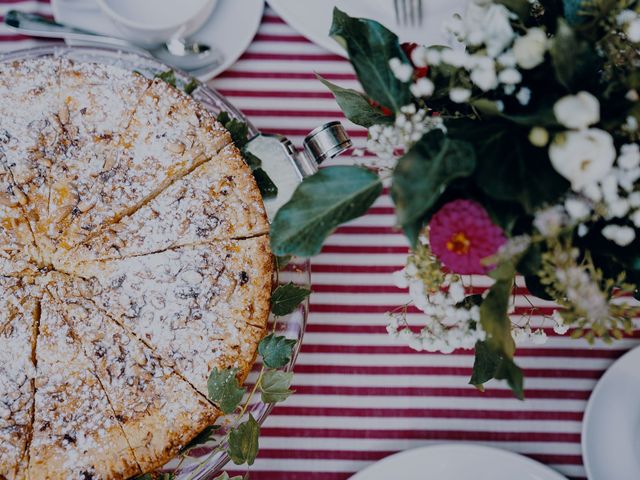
317;75;394;127
217;111;231;125
213;474;244;480
270;166;382;256
275;255;292;271
225;119;250;149
329;7;411;112
228;414;260;466
184;78;198;95
259;333;297;368
392;130;476;247
252;168;278;199
480;277;516;359
207;368;246;414
242;150;262;171
260;370;295;403
155;69;177;87
180;425;221;455
469;341;502;390
271;283;311;317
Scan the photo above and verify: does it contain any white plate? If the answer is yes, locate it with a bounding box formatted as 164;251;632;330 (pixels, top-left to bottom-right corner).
349;444;567;480
582;345;640;480
267;0;467;57
51;0;264;81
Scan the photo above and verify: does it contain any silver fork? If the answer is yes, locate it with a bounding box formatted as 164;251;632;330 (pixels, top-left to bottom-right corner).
394;0;423;27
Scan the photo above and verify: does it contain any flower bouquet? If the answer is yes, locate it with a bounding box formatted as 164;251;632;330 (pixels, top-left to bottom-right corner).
269;0;640;398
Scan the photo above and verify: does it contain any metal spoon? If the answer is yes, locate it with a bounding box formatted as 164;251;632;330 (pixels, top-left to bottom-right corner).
4;10;223;71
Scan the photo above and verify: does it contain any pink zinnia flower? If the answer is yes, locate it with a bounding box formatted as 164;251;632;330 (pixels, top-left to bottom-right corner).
429;199;506;275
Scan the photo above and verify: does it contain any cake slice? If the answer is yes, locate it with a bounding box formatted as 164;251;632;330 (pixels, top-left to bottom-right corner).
67;237;272;397
0;277;39;480
0;57;63;253
46;281;220;473
28;294;141;480
58;143;268;265
40;61;152;261
57;79;233;254
0;164;41;274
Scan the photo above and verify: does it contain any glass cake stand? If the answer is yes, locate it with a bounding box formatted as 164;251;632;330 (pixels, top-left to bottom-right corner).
0;45;310;479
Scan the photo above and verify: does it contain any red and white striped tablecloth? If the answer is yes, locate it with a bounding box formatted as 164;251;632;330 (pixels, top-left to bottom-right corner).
3;2;636;479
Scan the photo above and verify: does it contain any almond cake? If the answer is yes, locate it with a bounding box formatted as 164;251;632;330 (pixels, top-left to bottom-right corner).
0;56;272;480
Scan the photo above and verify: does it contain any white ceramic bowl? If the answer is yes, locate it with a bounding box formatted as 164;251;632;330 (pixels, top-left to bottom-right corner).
96;0;218;46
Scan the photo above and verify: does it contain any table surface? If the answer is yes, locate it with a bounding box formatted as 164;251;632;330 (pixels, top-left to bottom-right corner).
3;2;637;479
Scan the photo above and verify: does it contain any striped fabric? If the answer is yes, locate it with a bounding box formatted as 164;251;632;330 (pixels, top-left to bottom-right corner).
2;2;635;479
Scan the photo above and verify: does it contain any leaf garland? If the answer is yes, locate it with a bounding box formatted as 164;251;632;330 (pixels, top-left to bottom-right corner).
270;283;311;317
207;368;246;414
227;414;260;466
260;370;295;403
258;333;298;369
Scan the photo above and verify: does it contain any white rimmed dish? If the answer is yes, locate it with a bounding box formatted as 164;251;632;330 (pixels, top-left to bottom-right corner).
51;0;265;80
349;444;568;480
95;0;218;46
582;345;640;480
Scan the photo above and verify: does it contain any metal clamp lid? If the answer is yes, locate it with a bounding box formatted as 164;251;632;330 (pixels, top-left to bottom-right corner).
303;121;352;166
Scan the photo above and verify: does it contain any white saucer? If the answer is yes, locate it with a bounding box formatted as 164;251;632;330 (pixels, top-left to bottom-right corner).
349;444;567;480
51;0;264;80
582;345;640;480
267;0;466;57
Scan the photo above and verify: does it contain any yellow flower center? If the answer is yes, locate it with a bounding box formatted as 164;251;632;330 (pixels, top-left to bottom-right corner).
446;232;471;255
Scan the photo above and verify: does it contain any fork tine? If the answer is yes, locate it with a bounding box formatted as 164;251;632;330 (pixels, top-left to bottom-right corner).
401;0;408;26
394;0;400;25
417;0;423;26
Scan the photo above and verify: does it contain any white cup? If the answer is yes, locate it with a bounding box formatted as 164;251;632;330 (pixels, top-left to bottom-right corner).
96;0;218;47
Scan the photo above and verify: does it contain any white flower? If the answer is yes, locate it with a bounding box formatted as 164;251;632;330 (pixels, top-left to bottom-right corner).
516;87;531;105
627;19;640;42
463;3;515;57
626;89;639;102
553;91;600;130
608;198;630;218
582;182;602;202
512;27;547;69
410;77;435;98
565;198;591;220
549;129;616;191
410;46;429;67
449;87;471;103
389;58;413;82
632;210;640;228
552;311;570;335
498;68;522;84
497;51;517;67
528;126;549;147
618;144;640;170
617;9;638;25
441;49;468;67
425;48;442;65
533;205;567;236
601;225;636;246
623;115;639;133
470;64;498;91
